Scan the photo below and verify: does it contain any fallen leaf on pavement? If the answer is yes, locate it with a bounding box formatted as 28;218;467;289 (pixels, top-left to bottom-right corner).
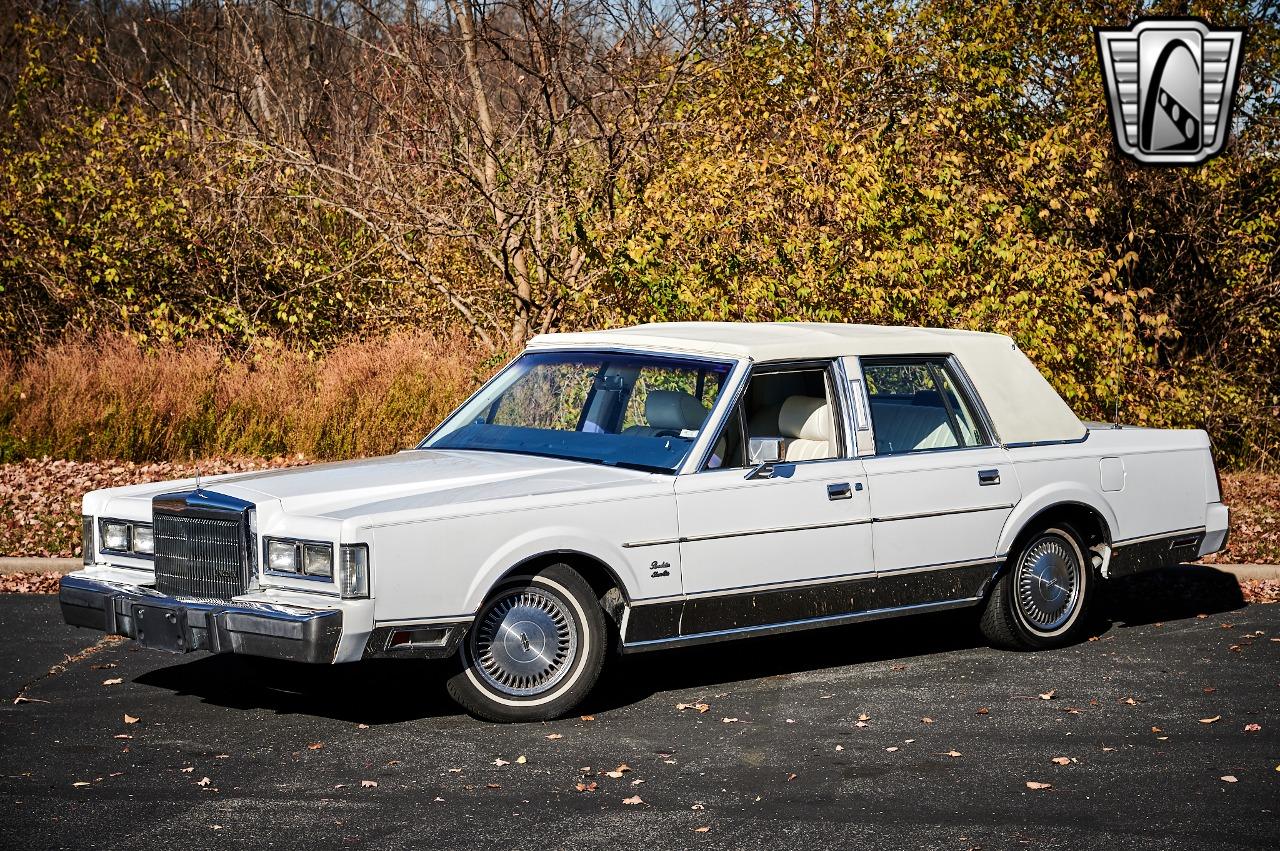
1039;690;1056;700
676;703;710;713
921;717;934;724
694;827;710;833
546;733;563;740
113;734;131;740
1199;716;1221;724
857;713;870;722
580;715;595;721
722;717;739;724
622;795;644;805
976;707;989;715
72;781;91;787
493;758;510;766
1026;781;1052;790
885;747;899;753
786;773;797;781
197;777;211;787
123;714;139;724
361;780;378;788
102;678;122;686
306;743;323;750
1244;724;1261;732
941;750;962;758
515;755;527;764
1220;775;1238;783
575;782;597;792
1052;757;1071;766
605;763;631;778
1123;697;1138;706
1203;687;1216;694
181;767;194;773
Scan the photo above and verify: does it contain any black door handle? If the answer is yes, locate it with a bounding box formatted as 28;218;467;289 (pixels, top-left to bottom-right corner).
978;469;1001;486
827;482;853;500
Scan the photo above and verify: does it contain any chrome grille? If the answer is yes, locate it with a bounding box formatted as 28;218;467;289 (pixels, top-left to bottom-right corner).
153;512;251;600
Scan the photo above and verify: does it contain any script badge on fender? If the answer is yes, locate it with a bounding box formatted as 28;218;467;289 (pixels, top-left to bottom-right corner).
1095;17;1245;166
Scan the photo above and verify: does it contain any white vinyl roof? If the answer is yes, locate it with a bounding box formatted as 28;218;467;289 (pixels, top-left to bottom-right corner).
528;322;1087;445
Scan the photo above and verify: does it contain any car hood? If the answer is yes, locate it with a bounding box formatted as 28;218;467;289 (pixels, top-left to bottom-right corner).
90;450;665;523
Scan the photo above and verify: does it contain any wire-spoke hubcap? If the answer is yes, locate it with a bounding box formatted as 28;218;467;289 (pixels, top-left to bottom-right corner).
471;587;578;697
1015;537;1082;633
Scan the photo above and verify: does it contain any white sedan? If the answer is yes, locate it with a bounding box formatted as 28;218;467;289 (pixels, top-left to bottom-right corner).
61;323;1230;721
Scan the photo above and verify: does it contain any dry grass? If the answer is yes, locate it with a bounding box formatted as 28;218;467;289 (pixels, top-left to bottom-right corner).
1;333;498;461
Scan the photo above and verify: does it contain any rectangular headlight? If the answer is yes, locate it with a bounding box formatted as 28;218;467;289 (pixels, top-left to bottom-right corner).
267;539;300;573
102;521;130;551
132;523;154;554
303;543;333;578
340;544;369;599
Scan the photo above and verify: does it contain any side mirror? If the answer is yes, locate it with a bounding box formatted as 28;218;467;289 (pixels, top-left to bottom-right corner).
747;436;784;465
745;437;791;480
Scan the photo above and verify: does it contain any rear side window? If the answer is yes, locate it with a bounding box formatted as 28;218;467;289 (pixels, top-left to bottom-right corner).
861;358;989;454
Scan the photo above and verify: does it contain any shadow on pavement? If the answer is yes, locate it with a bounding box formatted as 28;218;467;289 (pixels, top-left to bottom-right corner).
135;654;461;724
1098;563;1246;628
133;564;1247;723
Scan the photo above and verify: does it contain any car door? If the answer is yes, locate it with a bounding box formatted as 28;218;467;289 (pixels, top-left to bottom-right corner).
854;356;1021;591
672;360;875;636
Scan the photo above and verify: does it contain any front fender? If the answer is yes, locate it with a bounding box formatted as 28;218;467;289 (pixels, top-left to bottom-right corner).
463;526;641;614
995;483;1118;557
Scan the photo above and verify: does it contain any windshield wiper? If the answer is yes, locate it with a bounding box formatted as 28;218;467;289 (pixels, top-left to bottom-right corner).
430;446;674;474
602;459;673;474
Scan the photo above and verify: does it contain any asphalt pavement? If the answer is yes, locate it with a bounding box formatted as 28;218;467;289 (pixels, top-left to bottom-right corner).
1;566;1277;850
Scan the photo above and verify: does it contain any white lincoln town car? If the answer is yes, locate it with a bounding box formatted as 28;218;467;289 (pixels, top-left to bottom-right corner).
61;323;1230;720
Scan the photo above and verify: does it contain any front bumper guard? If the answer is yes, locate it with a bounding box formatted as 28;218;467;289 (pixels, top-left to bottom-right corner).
60;574;343;664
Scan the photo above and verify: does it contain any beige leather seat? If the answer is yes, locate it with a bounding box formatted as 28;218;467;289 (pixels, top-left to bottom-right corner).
870;403;957;453
623;390;708;437
778;395;833;461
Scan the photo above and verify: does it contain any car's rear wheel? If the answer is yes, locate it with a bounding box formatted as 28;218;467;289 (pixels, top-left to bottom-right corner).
979;525;1092;649
446;564;606;722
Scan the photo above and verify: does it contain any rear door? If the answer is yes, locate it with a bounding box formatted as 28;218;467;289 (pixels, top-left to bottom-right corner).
855;356;1020;582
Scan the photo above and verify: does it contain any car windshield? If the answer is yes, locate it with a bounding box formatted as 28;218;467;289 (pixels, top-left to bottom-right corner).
421;351;734;473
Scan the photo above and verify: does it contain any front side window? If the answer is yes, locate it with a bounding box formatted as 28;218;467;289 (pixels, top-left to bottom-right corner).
704;364;840;469
424;351;733;473
862;358;988;454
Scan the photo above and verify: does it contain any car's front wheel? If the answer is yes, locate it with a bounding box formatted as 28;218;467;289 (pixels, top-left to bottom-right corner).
446;564;606;722
979;525;1093;649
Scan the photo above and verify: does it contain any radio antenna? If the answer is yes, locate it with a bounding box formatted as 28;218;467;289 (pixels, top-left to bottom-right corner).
1112;336;1122;429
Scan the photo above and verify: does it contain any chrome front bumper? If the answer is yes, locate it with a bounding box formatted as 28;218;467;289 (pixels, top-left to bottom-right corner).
59;574;343;664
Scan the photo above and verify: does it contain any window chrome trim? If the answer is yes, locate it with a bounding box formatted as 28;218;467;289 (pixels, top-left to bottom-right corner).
1004;433;1091;449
